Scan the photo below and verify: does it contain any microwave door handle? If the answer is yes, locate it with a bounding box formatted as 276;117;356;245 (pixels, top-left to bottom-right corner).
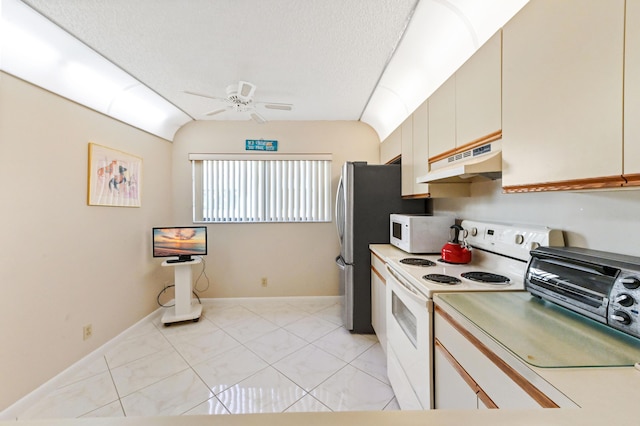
386;265;429;307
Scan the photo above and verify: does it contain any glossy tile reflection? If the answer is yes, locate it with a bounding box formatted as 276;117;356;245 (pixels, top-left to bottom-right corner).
15;297;396;420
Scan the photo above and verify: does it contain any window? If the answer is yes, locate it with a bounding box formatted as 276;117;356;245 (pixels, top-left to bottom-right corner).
190;154;332;223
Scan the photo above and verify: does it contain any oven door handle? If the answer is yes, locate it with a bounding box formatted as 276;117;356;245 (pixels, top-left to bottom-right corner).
386;264;430;308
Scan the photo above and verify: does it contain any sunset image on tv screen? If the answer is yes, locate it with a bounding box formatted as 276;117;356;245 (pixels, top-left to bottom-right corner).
153;227;207;257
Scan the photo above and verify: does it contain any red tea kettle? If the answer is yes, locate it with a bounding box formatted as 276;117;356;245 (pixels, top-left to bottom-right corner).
441;224;472;264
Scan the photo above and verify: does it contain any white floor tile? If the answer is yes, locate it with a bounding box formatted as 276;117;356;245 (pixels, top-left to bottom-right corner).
204;305;262;328
244;328;308;364
223;316;280;344
285;394;332;413
15;297;394;419
192;346;269;394
120;369;213;417
110;349;189;397
350;342;390;384
217;367;306;414
168;328;241;365
310;365;395;412
81;401;124;418
283;315;341;343
18;371;118;420
183;397;230;415
313;304;344;325
273;345;347;391
104;330;171;369
312;327;378;362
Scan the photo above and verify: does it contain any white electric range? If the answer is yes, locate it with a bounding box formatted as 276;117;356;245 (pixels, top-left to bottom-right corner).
385;219;564;410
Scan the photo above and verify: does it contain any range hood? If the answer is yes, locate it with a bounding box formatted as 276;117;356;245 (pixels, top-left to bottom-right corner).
417;141;502;184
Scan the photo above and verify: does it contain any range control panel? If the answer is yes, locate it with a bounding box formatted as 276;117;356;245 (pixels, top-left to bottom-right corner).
461;220;565;262
609;273;640;338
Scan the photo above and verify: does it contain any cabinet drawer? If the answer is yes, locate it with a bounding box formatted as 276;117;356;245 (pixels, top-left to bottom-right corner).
434;306;562;409
371;252;386;280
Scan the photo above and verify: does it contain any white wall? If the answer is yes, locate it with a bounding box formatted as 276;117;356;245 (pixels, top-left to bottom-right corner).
171;120;380;298
0;72;175;410
434;179;640;256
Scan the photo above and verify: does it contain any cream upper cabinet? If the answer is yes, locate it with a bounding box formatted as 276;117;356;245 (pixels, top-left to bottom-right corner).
456;31;502;147
625;0;640;181
502;0;625;190
380;126;402;165
411;101;430;196
428;75;456;159
400;115;414;197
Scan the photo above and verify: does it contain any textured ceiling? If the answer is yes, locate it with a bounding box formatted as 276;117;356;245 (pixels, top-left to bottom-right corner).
22;0;418;125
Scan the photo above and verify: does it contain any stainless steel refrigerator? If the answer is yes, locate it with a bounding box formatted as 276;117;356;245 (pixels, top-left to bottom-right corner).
335;162;427;333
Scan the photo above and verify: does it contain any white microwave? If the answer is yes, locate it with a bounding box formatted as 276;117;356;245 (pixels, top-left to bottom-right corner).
389;214;454;254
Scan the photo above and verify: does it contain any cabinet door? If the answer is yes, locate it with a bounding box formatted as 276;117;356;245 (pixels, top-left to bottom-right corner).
400;116;414;197
381;127;402;165
428;75;456;160
434;340;479;410
411;101;430;196
502;0;624;189
370;253;387;352
625;0;640;180
456;30;502;147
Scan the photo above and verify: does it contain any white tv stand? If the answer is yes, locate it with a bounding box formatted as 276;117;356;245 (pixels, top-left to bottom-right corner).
161;257;202;325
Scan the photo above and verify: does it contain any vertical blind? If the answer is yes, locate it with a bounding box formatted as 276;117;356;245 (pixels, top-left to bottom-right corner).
190;154;332;223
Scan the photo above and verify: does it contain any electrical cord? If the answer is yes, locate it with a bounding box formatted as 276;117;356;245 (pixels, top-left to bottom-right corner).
156;285;202;308
156;256;208;308
194;256;210;293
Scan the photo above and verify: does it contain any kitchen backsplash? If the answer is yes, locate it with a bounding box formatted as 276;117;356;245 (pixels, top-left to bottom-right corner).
434;179;640;257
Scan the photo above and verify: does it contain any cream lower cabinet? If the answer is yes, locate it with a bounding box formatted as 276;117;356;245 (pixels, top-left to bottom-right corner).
434;306;561;409
502;0;625;192
370;252;387;353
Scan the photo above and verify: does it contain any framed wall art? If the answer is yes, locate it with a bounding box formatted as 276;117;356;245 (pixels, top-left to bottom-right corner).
87;143;142;207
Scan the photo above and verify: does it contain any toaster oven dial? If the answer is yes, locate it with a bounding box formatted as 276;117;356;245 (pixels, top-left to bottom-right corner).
515;234;524;245
621;277;640;290
611;310;632;325
615;293;635;307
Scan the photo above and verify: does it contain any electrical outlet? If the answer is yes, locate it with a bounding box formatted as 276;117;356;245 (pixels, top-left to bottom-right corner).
83;324;93;340
261;277;268;287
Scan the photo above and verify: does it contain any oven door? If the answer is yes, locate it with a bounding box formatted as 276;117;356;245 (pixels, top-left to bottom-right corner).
386;264;433;410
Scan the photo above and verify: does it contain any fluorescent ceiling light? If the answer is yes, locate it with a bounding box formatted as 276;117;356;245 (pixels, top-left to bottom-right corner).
0;0;192;141
362;0;529;142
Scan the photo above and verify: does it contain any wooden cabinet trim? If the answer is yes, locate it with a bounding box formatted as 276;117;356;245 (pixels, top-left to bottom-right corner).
435;339;499;409
435;305;559;408
371;266;386;284
503;175;625;193
402;193;430;199
429;130;502;163
623;174;640;186
385;154;401;165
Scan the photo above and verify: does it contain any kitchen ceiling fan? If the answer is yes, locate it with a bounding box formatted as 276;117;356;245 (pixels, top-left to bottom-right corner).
184;81;293;124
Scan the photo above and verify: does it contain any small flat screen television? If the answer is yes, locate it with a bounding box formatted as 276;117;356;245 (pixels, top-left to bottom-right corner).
152;226;207;262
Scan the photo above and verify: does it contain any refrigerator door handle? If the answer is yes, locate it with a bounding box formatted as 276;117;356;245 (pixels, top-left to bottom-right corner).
335;174;345;244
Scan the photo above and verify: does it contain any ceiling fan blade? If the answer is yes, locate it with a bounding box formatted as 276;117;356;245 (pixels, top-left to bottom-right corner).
205;108;228;116
250;112;267;124
183;90;225;101
262;103;293;111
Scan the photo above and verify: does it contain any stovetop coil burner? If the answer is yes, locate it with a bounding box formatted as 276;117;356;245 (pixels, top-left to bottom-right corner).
400;258;436;267
461;271;510;284
423;274;461;285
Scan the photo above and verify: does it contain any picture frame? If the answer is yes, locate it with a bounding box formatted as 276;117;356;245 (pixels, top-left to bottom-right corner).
87;143;142;207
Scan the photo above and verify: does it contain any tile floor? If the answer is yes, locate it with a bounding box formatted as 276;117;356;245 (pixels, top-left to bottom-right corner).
16;297;398;420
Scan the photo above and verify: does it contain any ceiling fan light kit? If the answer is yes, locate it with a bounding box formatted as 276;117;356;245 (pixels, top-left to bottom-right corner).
185;80;293;124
